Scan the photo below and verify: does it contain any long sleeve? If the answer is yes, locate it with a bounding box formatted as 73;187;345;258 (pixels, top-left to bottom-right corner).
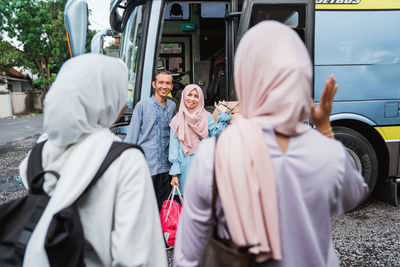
169;128;182;176
330;151;369;216
111;150;167;267
174;138;216;267
124;102;142;144
207;112;232;137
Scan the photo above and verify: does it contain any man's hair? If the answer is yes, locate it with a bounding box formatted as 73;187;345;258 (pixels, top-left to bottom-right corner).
153;70;172;82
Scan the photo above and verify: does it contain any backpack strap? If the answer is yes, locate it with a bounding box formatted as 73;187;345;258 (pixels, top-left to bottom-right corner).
27;141;46;180
77;141;144;201
16;141;60;255
27;140;60;194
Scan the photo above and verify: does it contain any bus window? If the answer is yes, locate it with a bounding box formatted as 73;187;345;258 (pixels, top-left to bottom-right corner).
250;4;306;42
119;4;146;109
238;0;314;59
159;43;185;73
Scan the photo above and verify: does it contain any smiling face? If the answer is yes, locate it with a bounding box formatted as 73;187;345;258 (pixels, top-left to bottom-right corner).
152;73;173;100
185;89;199;110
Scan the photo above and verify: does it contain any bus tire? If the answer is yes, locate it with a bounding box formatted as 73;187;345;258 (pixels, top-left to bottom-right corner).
333;126;378;200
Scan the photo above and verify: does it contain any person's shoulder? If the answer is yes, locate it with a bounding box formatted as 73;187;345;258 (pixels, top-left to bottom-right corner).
134;97;153;111
133;99;145;109
140;97;153;105
166;98;176;107
305;128;346;158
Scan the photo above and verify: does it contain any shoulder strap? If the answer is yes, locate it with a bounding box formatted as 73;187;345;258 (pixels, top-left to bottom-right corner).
78;141;144;200
27;141;46;180
211;134;220;232
27;140;60;194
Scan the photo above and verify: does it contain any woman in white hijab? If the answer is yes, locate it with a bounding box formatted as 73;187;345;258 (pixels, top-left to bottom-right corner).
19;54;167;267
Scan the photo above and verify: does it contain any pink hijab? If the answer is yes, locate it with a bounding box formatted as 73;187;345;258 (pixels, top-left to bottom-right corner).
215;21;312;261
170;84;209;155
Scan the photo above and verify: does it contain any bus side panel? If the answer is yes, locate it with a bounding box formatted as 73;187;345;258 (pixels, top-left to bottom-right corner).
315;9;400;179
328;101;398;127
315;11;400;66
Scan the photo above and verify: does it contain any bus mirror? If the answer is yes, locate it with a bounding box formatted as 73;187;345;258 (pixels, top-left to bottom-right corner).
65;0;88;57
91;29;114;54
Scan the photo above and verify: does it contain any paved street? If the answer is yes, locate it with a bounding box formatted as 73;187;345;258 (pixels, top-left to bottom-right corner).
0;115;43;146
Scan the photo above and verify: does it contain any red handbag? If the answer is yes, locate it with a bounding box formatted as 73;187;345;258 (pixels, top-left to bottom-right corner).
160;185;183;246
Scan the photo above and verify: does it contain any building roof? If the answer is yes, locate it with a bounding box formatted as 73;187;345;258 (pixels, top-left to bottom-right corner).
0;67;32;81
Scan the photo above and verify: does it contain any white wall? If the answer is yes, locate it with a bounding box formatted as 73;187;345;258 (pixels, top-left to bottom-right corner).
11;92;27;114
33;92;43;111
0;94;12;118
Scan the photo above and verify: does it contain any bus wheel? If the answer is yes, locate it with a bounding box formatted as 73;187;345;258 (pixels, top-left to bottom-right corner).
333;126;379;198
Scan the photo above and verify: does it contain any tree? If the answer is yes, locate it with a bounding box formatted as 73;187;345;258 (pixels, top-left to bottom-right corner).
0;0;69;93
86;28;97;53
0;40;25;72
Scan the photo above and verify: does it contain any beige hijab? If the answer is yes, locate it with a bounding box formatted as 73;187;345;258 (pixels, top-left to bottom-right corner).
215;21;312;261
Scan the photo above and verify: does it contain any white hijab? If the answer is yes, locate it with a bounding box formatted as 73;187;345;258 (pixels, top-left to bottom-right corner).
21;54;128;266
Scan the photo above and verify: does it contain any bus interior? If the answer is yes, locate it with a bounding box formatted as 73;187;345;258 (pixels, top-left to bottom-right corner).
156;1;309;111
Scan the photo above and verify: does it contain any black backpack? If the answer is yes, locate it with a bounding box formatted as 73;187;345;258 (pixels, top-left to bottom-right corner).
0;141;143;267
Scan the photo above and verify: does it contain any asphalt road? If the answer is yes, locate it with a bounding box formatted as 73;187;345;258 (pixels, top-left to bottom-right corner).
0;114;43;146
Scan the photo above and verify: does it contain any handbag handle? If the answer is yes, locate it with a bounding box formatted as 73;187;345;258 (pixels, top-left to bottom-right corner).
164;185;184;222
175;185;184;205
163;185;176;219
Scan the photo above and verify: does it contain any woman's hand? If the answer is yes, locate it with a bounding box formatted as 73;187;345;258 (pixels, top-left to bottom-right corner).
310;75;338;134
214;101;229;113
171;175;179;187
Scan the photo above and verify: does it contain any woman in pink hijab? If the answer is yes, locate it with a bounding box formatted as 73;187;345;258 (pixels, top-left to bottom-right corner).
174;21;368;266
168;84;232;194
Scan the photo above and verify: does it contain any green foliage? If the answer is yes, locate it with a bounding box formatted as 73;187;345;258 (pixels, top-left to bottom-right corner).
106;40;117;50
0;0;68;93
33;73;56;90
86;28;97;52
0;40;25;71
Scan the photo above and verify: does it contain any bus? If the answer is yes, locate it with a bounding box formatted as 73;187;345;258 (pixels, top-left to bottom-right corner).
65;0;400;205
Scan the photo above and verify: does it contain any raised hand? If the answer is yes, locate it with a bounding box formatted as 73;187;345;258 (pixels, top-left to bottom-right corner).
214;100;229;113
310;75;338;137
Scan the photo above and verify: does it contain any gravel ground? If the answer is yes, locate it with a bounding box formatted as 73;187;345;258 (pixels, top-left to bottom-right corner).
331;199;400;266
0;135;39;204
1;136;399;266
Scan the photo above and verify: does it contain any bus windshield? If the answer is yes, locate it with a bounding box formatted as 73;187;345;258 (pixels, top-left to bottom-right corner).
120;3;146;109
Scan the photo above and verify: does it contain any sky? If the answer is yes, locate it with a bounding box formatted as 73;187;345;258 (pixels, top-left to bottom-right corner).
86;0;111;31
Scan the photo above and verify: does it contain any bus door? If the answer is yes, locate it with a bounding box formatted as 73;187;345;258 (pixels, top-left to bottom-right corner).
155;1;236;111
237;0;315;59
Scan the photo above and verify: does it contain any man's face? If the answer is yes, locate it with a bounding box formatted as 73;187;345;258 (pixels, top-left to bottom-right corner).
152;73;173;99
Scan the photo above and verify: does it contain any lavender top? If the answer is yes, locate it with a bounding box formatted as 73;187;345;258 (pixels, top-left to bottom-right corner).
174;126;368;267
